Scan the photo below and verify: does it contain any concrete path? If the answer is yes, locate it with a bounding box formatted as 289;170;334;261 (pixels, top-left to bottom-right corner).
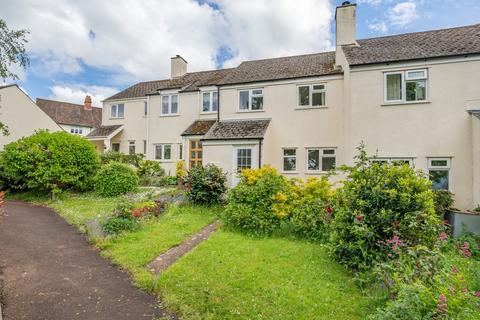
0;201;174;320
147;221;219;275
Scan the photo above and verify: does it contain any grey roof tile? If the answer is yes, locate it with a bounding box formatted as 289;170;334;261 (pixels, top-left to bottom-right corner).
86;125;123;138
181;120;217;136
36;98;102;127
203;119;270;140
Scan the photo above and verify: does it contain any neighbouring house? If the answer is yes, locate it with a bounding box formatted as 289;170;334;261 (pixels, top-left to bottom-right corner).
0;84;61;149
88;2;480;210
36;96;102;136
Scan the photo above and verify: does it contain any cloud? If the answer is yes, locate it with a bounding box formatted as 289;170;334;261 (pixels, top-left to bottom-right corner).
368;21;388;33
358;0;383;6
49;84;118;107
388;1;419;28
2;0;333;87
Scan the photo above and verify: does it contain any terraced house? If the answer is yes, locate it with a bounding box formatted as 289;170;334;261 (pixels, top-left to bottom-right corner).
88;2;480;210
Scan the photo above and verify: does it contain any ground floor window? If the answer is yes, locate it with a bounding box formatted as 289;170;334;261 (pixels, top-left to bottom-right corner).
428;158;450;190
370;158;413;167
143;140;147;154
236;148;252;172
282;148;296;172
128;141;135;155
111;143;120;152
178;143;183;160
306;148;336;172
155;144;172;160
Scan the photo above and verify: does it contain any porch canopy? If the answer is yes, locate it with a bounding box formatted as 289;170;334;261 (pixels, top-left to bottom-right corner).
86;124;124;152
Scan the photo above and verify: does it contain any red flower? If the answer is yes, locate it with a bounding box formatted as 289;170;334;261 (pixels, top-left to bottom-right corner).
325;206;332;214
451;266;458;274
356;214;363;222
438;232;448;241
459;242;472;258
132;209;142;218
473;291;480;297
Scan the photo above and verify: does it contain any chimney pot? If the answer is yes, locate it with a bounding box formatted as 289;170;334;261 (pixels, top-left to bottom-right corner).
84;95;92;110
171;55;188;78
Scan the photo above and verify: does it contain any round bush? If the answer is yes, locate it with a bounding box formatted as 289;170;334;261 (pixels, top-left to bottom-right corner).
185;164;226;206
95;162;139;196
0;130;100;192
223;166;294;233
331;146;442;270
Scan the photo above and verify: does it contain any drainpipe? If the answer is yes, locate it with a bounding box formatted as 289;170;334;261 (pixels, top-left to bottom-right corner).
258;138;262;168
217;85;220;122
146;95;150;159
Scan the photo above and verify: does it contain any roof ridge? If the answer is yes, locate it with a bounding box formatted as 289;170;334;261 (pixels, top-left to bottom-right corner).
357;23;480;43
238;51;335;65
37;97;101;109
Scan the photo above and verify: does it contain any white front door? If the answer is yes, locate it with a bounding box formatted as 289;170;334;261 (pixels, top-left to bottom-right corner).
232;146;256;187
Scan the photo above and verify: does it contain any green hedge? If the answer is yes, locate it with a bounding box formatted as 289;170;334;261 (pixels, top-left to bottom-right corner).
95;162;139;196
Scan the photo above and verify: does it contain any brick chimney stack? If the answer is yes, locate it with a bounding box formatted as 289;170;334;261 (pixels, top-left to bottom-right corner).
84;95;92;110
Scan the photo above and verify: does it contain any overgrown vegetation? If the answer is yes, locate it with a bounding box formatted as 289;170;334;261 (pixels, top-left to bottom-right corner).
185;164;227;206
0;130;100;194
95;162;139;196
100;150;144;167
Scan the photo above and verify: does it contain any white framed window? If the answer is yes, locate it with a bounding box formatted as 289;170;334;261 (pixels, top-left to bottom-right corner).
111;104;125;118
428;158;450;190
235;148;252;172
178;143;183;160
155;144;172;160
370;158;414;167
161;95;179;115
298;84;326;107
144;101;148;116
384;69;427;103
306;148;336;172
111;143;120;152
238;88;263;111
282;148;297;172
70;126;83;135
128;141;136;155
202;91;218;113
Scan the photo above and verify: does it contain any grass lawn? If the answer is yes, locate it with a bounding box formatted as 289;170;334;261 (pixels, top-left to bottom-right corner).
98;205;219;290
154;230;382;320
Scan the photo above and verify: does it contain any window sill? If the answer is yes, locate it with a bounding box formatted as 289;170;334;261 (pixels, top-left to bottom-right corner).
381;101;431;107
200;111;217;115
281;171;298;174
155;160;174;163
159;114;180;117
305;171;330;175
236;109;265;113
109;117;124;120
295;106;328;110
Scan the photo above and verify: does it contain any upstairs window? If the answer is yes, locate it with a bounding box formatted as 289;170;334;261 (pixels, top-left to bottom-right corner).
298;84;326;107
239;89;263;111
202;91;218;113
307;148;336;172
161;95;179;115
428;158;450;190
385;69;427;103
70;127;83;135
111;104;124;118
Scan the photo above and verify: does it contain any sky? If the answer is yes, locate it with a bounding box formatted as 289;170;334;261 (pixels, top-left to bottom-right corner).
1;0;479;107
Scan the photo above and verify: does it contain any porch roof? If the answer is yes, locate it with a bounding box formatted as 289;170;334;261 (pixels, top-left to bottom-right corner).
203;119;270;140
86;125;124;140
181;119;216;136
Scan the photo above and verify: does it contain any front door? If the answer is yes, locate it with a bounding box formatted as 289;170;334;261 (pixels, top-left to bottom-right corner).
232;146;255;186
189;139;203;168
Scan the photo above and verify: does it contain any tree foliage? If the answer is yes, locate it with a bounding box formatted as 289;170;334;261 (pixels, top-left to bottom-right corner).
0;19;29;80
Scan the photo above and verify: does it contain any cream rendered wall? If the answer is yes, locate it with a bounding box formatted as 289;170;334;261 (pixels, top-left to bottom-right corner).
346;58;480;210
217;76;344;180
102;98;148;155
472;115;480;209
0;85;61;149
148;91;217;175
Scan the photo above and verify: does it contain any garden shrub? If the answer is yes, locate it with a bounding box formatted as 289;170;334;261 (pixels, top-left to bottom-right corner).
289;177;334;240
137;160;165;186
176;160;186;184
100;151;144;167
95;162;139;196
331;144;442;270
223;166;295;233
433;189;455;216
184;164;226;206
102;216;138;235
0;130;99;192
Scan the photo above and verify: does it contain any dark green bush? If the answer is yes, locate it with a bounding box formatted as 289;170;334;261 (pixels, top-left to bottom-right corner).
138;160;165;186
100;151;144;167
102;216;138;235
223;166;294;233
95;162;139;196
0;130;99;192
433;189;455;216
290;177;334;240
331;144;442;270
185;164;226;206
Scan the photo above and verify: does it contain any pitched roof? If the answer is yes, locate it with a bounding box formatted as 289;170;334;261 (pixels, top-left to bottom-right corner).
343;23;480;66
36;98;102;127
218;51;339;85
86;125;123;138
203;119;270;140
181;120;217;136
105;69;233;101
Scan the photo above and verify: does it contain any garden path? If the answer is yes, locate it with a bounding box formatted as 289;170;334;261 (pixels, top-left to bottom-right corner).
0;201;175;320
147;220;219;275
